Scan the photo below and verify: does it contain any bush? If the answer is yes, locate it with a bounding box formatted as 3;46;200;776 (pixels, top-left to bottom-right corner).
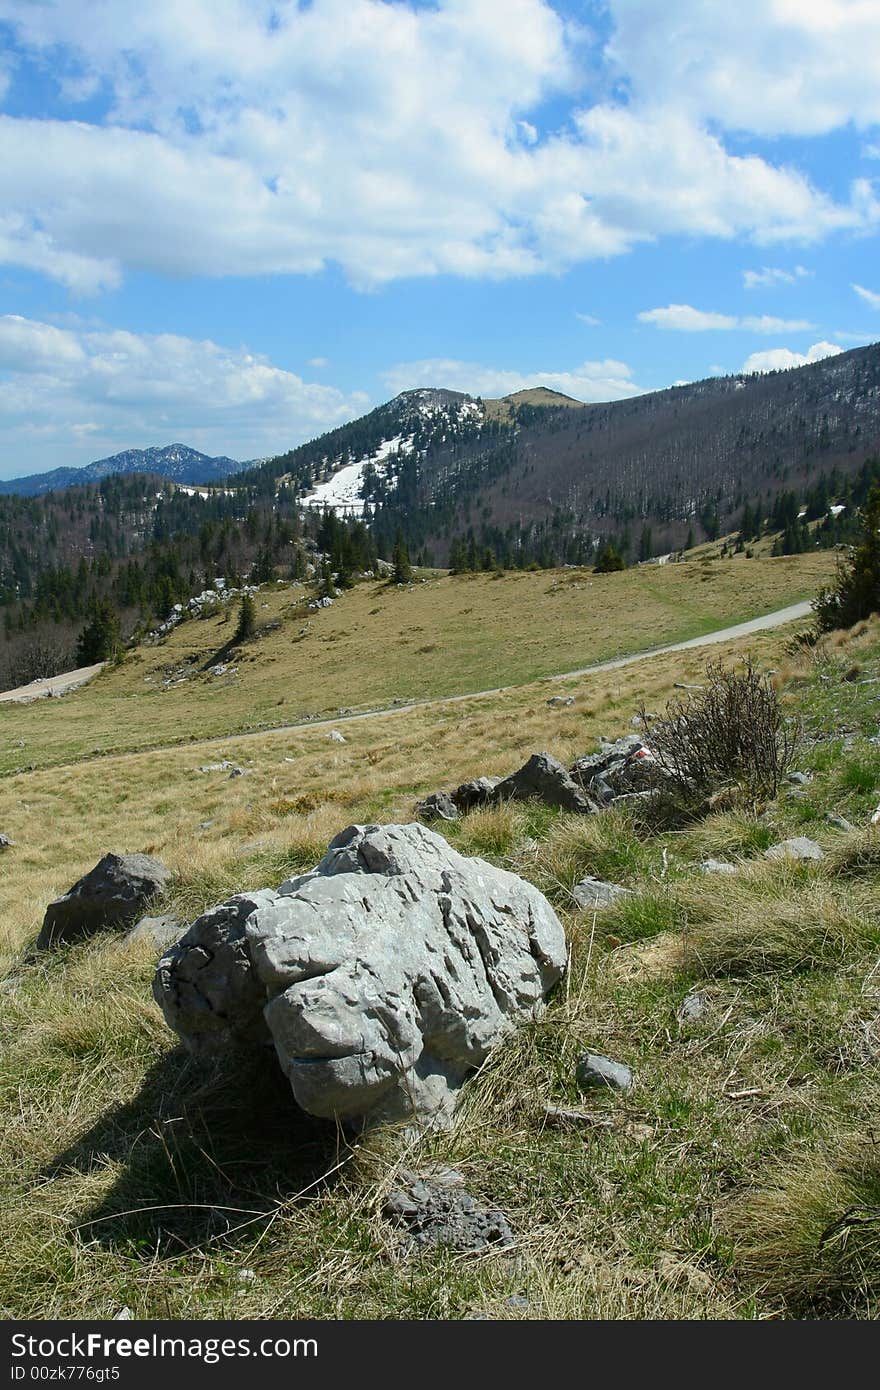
641;658;800;802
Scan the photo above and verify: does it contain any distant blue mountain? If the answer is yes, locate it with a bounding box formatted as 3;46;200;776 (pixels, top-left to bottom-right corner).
0;443;243;496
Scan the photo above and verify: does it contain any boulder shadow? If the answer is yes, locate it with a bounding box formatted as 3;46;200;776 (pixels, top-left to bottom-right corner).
41;1046;346;1257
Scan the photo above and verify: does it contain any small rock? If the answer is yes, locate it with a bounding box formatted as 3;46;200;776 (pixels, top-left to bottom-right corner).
125;914;183;951
237;1269;257;1284
0;834;14;850
786;772;812;785
572;877;632;910
384;1169;514;1253
198;820;214;830
765;836;824;862
451;776;500;812
38;853;171;950
327;730;347;743
228;766;245;778
416;791;460;823
547;696;574;707
699;858;737;876
826;812;854;831
678;992;707;1024
576;1052;633;1093
494;752;598;815
114;1308;134;1321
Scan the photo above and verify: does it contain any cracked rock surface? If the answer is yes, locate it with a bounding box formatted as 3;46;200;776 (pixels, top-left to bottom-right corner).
153;823;567;1129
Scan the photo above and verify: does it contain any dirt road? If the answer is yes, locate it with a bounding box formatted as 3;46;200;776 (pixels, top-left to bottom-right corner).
0;662;105;705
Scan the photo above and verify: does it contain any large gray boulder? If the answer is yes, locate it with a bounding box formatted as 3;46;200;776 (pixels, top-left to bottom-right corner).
38;852;171;949
494;753;598;815
153;823;567;1130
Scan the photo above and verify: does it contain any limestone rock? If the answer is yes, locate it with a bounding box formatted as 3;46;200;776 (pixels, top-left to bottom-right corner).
125;913;184;951
765;836;824;862
699;858;737;876
154;823;567;1129
0;833;14;850
572;877;632;910
154;891;279;1053
450;777;500;813
327;730;347;744
576;1052;633;1092
38;853;171;949
416;791;460;823
494;752;597;815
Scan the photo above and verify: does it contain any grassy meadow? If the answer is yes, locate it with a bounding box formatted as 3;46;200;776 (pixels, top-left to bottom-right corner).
0;550;834;774
3;551;880;1320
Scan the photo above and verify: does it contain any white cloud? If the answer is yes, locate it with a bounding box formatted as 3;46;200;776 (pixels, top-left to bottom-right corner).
382;356;643;404
853;283;880;310
639;304;814;333
605;1;880;137
743;265;811;289
575;312;601;326
0;1;874;293
308;357;329;369
833;330;875;344
639;305;737;332
742;341;843;374
0;314;368;476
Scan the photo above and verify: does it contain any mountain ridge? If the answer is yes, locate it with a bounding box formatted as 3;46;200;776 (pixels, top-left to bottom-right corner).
0;443;244;497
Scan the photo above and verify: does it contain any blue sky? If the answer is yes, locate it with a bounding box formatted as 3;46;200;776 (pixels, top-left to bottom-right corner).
0;0;879;478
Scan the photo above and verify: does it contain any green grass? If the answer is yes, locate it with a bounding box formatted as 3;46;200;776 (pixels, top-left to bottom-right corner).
3;574;880;1320
0;552;834;775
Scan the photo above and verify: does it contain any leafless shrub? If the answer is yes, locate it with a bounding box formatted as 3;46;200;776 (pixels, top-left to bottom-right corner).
640;658;800;803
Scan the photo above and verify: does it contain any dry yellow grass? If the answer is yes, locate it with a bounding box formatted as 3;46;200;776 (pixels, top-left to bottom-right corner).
0;551;833;774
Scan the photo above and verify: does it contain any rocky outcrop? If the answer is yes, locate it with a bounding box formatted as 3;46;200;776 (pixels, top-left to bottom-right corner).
38;853;171;949
494;753;599;815
153;823;567;1130
415;791;459;823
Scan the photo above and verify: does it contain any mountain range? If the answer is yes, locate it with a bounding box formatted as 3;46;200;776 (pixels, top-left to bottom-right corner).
0;443;244;497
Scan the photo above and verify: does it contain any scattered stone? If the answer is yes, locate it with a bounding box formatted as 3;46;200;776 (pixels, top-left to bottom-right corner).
237;1269;257;1285
826;812;854;831
787;772;812;785
384;1169;514;1253
154;823;567;1129
416;791;460;823
699;858;737;876
572;877;632;910
678;992;707;1024
0;833;14;849
327;730;347;743
494;752;598;815
547;695;574;707
125;914;183;951
198;760;238;773
38;853;171;950
198;820;214;830
765;836;824;862
228;766;246;778
114;1308;134;1321
450;776;500;813
576;1052;633;1093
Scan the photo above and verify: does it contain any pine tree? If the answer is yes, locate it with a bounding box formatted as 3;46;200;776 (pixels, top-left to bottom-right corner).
392;534;412;584
235;592;256;642
815;484;880;630
76;599;121;665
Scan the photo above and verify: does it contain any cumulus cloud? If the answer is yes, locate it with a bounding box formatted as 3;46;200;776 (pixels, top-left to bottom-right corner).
743;265;811;289
382;357;643;404
605;0;880;137
742;341;843;374
576;312;601;326
0;1;875;293
853;283;880;310
0;314;368;476
639;304;814;333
